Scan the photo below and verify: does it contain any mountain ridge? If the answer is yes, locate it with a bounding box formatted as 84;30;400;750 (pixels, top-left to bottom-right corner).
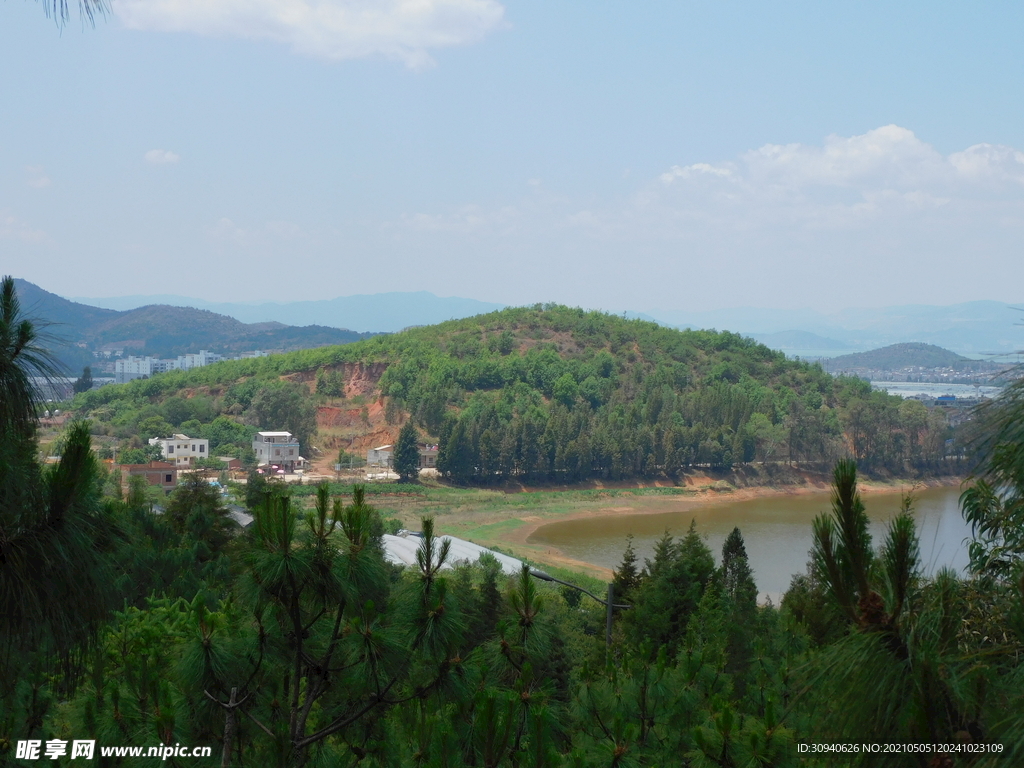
643;301;1024;356
69;290;1024;355
12;279;375;371
70;290;506;334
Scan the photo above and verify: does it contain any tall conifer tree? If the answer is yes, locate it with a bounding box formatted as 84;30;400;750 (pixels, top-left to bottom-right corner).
393;418;421;483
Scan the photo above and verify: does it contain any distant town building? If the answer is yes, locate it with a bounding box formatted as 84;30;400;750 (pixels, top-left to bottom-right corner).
121;461;178;491
115;355;177;383
253;431;304;473
367;443;438;469
175;349;224;370
114;349;270;383
149;434;210;467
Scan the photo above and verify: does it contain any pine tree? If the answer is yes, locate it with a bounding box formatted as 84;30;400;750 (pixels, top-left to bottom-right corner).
0;277;119;662
393;418;421;483
721;527;757;610
613;533;641;597
164;472;236;558
72;365;93;394
719;527;758;686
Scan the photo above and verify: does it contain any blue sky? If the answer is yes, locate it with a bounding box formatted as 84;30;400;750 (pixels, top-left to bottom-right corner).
2;0;1024;312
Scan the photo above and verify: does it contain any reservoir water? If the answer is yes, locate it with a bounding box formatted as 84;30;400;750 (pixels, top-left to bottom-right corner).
527;486;971;600
870;381;1002;399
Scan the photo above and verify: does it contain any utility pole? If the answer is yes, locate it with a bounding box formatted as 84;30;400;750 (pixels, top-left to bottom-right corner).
528;568;630;649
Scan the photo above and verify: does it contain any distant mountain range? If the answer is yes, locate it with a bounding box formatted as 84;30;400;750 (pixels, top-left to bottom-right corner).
53;286;1024;360
637;301;1024;358
71;291;506;335
14;280;374;373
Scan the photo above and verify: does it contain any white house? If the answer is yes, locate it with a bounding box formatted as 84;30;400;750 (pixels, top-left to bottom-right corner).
367;444;393;467
253;431;304;472
149;434;211;468
367;443;439;469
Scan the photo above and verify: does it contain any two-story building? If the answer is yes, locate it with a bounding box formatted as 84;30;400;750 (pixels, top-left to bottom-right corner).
121;461;178;491
253;431;304;473
149;434;211;468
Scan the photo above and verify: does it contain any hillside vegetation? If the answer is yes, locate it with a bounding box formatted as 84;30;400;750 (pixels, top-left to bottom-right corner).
73;305;956;478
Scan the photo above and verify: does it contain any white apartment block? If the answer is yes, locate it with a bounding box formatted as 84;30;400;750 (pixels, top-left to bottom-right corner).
148;434;211;467
114;350;230;383
175;349;224;370
253;431;303;472
115;355;176;383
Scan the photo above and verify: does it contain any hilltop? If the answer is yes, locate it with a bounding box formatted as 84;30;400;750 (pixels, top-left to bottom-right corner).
72;305;956;481
828;342;994;371
13;279;376;370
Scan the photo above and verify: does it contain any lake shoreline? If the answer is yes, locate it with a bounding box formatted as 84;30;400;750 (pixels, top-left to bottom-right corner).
493;474;967;580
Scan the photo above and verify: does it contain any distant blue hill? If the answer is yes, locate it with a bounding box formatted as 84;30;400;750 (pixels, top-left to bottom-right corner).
72;291;507;334
639;301;1024;358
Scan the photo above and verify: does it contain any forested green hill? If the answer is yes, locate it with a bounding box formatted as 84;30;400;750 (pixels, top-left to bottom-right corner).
74;305;955;478
829;342;996;371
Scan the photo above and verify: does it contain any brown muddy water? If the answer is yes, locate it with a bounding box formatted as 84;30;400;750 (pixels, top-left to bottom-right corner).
526;487;971;600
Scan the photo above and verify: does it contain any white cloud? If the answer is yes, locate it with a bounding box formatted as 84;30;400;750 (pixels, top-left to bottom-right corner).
26;166;51;188
0;211;49;243
380;126;1024;310
145;149;181;164
659;162;733;183
948;143;1024;185
114;0;505;67
652;125;1024;230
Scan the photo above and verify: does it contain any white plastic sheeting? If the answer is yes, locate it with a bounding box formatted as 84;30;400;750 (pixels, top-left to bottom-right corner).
382;533;525;576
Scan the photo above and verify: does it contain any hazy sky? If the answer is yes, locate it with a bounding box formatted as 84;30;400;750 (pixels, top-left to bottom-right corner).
2;1;1024;312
